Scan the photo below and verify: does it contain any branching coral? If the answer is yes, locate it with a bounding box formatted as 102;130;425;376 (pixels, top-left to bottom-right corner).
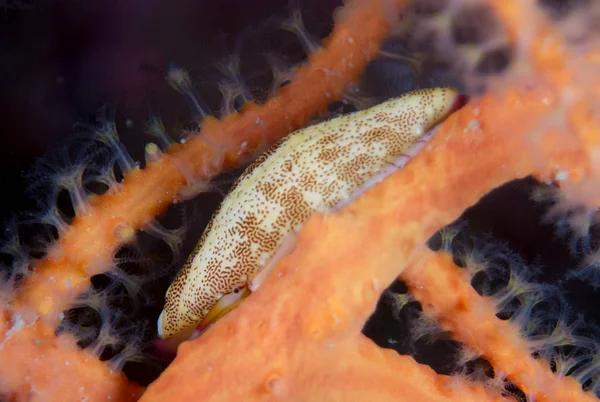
2;0;600;401
0;0;405;400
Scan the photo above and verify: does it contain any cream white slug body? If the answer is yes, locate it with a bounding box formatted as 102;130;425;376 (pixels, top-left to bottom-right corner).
158;87;462;342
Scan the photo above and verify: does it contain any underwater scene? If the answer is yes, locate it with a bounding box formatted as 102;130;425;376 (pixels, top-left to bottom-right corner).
1;0;600;400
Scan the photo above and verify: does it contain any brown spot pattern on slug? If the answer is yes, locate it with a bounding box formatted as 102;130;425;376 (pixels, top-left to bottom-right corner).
160;87;461;338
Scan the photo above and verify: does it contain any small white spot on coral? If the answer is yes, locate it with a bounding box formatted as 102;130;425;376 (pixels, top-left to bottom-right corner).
347;37;354;44
321;68;342;77
1;312;26;349
331;313;341;324
465;120;481;133
65;361;70;366
180;138;187;144
555;170;569;181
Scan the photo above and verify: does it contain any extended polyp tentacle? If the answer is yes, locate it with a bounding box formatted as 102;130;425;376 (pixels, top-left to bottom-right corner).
141;219;187;264
0;218;31;297
87;115;138;176
281;2;321;56
166;65;212;122
83;155;124;196
20;196;70;236
144;116;175;152
217;54;254;116
264;53;296;98
25;138;102;218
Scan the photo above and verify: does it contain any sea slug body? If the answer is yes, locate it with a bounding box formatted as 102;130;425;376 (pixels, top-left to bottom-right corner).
158;87;463;341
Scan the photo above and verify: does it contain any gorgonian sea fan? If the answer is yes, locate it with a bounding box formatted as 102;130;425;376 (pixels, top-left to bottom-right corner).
2;0;600;401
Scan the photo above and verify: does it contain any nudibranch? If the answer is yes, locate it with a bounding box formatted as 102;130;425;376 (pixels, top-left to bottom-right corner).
157;87;464;344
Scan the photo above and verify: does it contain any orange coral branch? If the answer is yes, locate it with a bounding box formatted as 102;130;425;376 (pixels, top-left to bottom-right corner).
142;83;588;399
402;249;597;402
0;314;144;402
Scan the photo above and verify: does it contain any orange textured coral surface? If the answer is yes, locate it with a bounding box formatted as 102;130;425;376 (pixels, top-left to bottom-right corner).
0;311;144;402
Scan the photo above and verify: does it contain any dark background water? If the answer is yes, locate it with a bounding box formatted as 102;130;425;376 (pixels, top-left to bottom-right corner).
0;0;598;394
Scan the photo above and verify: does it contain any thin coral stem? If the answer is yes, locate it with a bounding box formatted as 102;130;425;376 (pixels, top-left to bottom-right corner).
402;249;597;401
